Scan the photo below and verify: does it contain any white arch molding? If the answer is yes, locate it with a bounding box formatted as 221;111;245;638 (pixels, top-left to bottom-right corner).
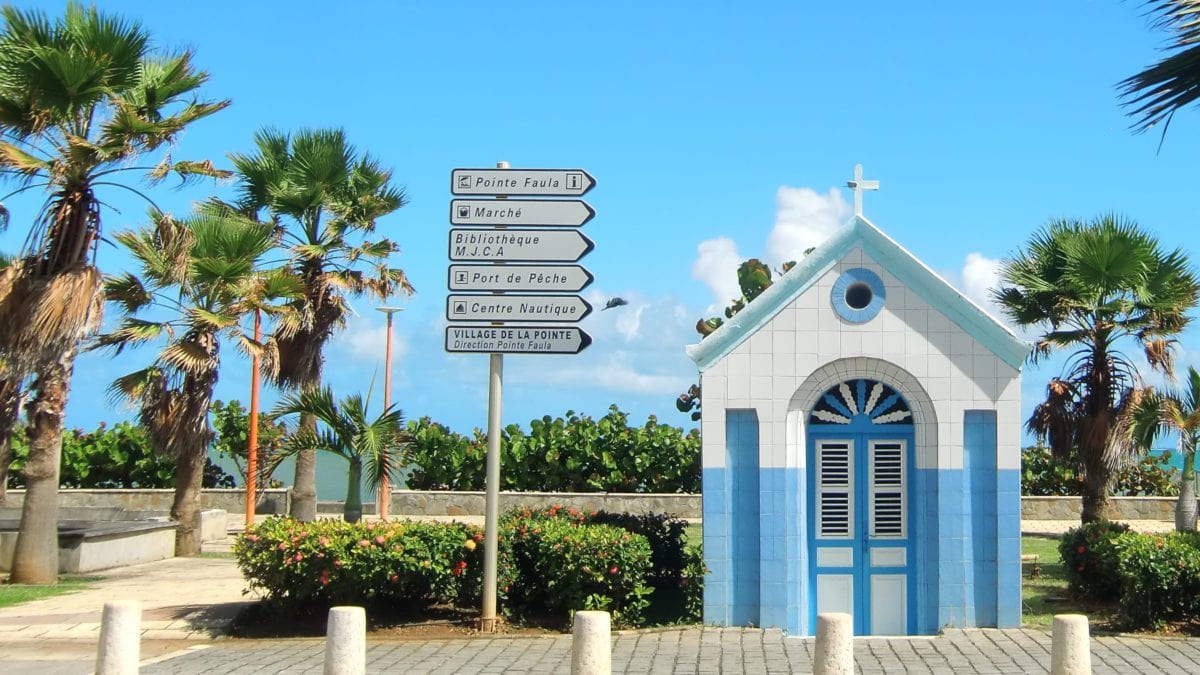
787;357;939;471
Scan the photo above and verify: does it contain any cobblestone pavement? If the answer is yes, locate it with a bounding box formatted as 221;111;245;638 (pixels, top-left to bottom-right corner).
124;627;1200;675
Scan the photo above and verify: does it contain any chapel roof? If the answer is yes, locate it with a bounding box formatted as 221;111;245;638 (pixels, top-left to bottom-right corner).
684;214;1029;370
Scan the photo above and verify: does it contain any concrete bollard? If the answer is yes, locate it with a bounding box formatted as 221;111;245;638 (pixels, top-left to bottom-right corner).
324;606;366;675
95;600;141;675
571;610;612;675
1051;614;1092;675
814;612;854;675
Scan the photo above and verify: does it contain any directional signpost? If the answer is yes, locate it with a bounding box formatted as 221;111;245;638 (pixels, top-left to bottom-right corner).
452;168;596;196
447;294;592;323
448;228;594;262
448;264;594;293
447;163;596;635
450;198;594;227
445;325;592;354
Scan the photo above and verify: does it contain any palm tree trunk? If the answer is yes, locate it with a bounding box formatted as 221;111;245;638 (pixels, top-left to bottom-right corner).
291;409;318;521
171;444;206;556
1177;449;1197;531
10;353;73;584
1080;469;1112;524
344;458;363;523
0;376;21;505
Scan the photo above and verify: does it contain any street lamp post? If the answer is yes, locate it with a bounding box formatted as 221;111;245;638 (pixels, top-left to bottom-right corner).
245;308;261;530
376;306;404;520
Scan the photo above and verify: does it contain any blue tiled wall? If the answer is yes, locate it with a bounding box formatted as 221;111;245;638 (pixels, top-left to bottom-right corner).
965;411;998;626
913;467;940;634
728;410;761;626
997;467;1021;627
760;468;804;634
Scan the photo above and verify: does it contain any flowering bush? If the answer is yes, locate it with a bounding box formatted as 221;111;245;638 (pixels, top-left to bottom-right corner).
234;517;482;610
1058;520;1131;602
500;514;652;628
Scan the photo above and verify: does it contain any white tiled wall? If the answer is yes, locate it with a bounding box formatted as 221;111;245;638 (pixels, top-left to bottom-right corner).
700;246;1021;473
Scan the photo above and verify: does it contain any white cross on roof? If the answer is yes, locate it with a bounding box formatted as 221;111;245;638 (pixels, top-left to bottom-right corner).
846;163;879;217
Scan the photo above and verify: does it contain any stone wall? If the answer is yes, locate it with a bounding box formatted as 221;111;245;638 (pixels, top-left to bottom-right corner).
1020;496;1177;521
2;488;290;515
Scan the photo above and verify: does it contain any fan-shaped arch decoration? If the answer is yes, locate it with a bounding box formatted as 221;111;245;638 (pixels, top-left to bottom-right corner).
809;378;912;426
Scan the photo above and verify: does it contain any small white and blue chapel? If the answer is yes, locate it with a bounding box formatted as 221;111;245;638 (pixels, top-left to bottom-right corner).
686;166;1026;636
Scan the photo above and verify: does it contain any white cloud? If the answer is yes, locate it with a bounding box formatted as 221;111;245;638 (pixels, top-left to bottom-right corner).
691;236;743;315
514;350;692;396
959;252;1006;322
765;186;851;267
330;316;410;366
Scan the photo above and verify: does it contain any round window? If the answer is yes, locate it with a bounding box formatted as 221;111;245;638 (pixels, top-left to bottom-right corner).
845;282;873;310
830;268;885;323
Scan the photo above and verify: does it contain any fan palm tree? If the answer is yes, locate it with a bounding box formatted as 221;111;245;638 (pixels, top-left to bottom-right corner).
1127;366;1200;530
228;127;412;520
1120;0;1200;138
0;3;229;582
994;214;1199;523
271;386;407;523
96;206;296;555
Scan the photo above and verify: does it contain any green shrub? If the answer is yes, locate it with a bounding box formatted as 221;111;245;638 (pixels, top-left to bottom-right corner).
234;517;483;610
1059;520;1131;602
500;516;652;628
680;541;706;622
7;420;235;489
404;406;701;493
1021;445;1179;496
1116;531;1200;628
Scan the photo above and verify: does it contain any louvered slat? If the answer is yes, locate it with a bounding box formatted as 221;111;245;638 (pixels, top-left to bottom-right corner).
817;440;853;539
869;440;906;538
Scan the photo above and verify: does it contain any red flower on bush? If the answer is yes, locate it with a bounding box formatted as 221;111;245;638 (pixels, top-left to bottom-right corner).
319;537;330;547
277;542;288;551
375;536;386;545
389;574;400;583
246;534;259;542
358;539;370;548
293;553;304;562
609;566;619;576
1077;546;1086;554
453;561;468;576
319;570;331;586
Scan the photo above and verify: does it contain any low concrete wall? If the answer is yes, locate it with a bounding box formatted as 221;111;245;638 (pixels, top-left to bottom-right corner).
388;490;702;518
2;488;290;514
0;520;178;573
1021;496;1177;521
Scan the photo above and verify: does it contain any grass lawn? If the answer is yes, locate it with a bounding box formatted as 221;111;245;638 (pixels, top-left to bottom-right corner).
1021;534;1119;629
0;576;97;608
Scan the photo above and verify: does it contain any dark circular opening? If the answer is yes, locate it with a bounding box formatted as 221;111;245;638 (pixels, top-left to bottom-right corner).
845;282;873;310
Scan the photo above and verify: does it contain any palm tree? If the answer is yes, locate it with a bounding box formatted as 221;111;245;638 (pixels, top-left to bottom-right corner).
0;3;229;582
229;127;411;520
271;386;406;523
1127;367;1200;530
994;214;1199;523
96;206;294;555
1120;0;1200;138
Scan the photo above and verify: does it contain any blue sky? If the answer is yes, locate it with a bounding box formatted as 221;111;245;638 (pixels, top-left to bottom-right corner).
3;2;1199;493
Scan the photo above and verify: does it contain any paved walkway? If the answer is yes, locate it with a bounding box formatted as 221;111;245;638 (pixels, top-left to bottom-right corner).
3;521;1199;673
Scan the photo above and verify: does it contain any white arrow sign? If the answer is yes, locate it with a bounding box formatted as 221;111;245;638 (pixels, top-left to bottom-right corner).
445;325;593;354
448;229;594;263
446;294;592;323
448;264;594;293
451;168;596;196
450;199;594;227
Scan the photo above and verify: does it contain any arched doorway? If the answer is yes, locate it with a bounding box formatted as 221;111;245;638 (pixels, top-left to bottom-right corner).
807;378;916;635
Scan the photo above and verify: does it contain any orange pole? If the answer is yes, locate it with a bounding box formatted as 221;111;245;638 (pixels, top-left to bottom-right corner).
380;311;393;519
246;309;261;530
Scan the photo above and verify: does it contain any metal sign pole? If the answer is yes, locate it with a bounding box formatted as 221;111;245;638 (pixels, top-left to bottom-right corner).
479;160;509;633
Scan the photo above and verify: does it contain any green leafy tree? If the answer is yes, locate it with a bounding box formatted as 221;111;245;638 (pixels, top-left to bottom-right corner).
1127;366;1200;530
228;127;412;521
1120;0;1200;139
0;3;229;582
995;214;1199;523
210;398;287;491
96;207;291;555
271;386;406;523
